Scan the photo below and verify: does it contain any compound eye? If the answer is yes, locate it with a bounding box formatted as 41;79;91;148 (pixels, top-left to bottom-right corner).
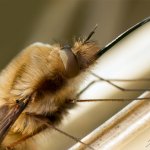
59;45;79;78
62;44;71;50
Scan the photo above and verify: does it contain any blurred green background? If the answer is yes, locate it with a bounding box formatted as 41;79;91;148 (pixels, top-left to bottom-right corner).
0;0;149;69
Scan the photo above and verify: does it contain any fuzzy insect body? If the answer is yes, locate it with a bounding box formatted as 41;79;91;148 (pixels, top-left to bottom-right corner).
0;41;99;149
0;17;149;150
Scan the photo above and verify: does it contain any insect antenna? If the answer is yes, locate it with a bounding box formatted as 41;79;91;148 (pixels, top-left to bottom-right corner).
83;24;98;44
76;17;150;101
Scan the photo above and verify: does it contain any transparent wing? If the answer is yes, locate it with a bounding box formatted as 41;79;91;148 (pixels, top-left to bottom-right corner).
0;98;29;144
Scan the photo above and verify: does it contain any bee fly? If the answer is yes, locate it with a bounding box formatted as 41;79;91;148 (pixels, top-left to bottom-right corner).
0;17;150;150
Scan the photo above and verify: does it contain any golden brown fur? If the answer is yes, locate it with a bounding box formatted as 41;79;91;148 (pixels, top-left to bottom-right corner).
0;41;99;150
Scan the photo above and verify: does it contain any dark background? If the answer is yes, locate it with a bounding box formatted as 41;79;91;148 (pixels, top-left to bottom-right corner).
0;0;149;69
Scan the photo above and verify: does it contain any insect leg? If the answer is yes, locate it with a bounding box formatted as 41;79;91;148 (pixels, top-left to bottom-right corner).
33;116;95;150
5;127;45;150
90;71;150;91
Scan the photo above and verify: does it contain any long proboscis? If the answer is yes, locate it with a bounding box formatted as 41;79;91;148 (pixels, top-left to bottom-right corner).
0;98;30;144
96;16;150;59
